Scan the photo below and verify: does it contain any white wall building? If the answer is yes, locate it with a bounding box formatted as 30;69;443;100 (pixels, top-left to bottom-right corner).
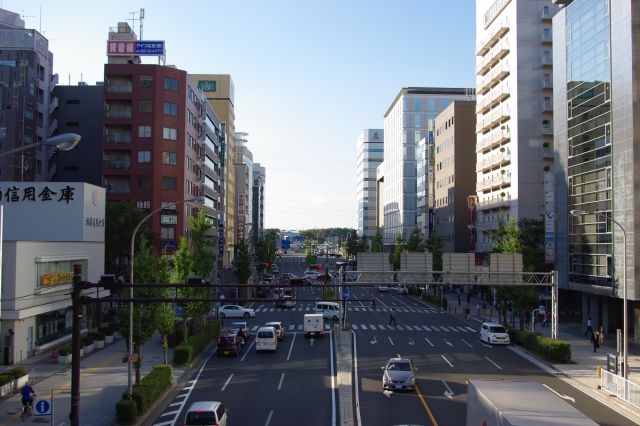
0;182;105;364
356;129;383;238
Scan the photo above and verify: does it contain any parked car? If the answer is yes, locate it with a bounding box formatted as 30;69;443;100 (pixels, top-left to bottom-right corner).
185;401;228;426
265;321;285;340
229;321;250;341
219;305;255;318
479;322;510;345
382;357;417;391
217;329;243;357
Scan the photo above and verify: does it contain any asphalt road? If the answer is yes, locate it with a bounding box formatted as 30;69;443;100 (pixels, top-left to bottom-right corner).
150;255;636;426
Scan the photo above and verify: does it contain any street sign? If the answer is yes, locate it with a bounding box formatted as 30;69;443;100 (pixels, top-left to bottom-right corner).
342;288;350;299
34;399;51;416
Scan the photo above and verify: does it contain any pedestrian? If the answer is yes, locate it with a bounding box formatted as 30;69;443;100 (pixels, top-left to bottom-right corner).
457;293;462;306
590;329;599;352
371;298;376;310
598;325;605;346
465;307;470;320
584;316;593;337
542;311;548;327
389;308;397;326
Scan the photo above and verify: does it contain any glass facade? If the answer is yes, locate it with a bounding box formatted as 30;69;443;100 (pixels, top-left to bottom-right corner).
566;0;612;287
356;130;383;238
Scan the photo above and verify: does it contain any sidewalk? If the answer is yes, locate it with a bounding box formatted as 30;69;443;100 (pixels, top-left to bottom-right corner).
440;290;640;424
0;334;183;425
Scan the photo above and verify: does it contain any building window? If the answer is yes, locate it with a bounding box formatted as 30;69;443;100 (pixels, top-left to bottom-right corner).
139;100;153;113
162;152;177;165
162;177;177;190
138;126;152;138
138;150;151;163
161;227;176;239
163;102;178;116
140;75;153;88
137;175;152;189
163;127;178;140
136;200;151;209
164;77;179;91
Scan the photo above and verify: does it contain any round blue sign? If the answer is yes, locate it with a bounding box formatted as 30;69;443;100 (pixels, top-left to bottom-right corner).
34;399;50;415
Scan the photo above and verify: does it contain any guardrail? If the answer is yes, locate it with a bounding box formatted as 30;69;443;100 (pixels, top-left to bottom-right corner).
601;369;640;409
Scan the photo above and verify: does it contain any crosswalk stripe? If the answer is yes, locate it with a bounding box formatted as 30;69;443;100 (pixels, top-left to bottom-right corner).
465;326;477;332
269;308;275;312
297;325;303;330
352;324;359;330
324;324;331;331
422;326;431;331
360;324;367;330
396;325;404;330
289;325;295;331
369;325;376;330
457;326;469;332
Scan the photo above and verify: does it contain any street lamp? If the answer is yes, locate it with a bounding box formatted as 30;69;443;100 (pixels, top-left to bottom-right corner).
127;196;203;395
0;133;82;158
570;209;627;379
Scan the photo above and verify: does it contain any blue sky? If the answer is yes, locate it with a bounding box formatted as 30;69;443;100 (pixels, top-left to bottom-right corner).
13;0;476;231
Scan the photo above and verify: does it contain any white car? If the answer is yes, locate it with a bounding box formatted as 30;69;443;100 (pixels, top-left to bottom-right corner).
304;271;318;281
479;322;510;345
393;284;409;295
219;305;255;319
377;284;389;292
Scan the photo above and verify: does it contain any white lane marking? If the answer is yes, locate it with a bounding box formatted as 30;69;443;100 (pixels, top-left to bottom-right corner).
484;356;502;370
352;330;362;426
383;389;393;398
460;338;473;348
159;410;180;417
221;373;234;391
543;384;576;403
408;338;415;346
447;326;460;332
441;354;454;368
370;336;377;344
330;328;336;426
277;372;285;390
286;332;297;361
389;293;411;307
388;336;395;346
442;380;454;399
264;410;274;426
425;337;434;347
168;402;182;407
241;339;256;362
288;325;294;330
443;338;453;347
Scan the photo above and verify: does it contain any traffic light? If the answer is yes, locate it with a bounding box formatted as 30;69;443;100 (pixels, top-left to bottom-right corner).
317;264;323;270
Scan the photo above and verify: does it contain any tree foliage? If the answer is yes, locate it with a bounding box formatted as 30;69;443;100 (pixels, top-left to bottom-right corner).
425;233;444;272
390;234;404;271
105;201;154;268
233;239;253;284
407;227;425;252
371;230;384;252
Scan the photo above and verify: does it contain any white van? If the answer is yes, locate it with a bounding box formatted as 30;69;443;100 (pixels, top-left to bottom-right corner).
255;326;278;352
315;301;340;321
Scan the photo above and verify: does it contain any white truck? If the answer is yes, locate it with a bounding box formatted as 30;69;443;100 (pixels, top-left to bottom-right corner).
466;380;598;426
303;313;324;338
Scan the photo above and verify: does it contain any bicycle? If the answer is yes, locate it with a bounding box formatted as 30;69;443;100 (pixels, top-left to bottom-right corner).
21;397;34;421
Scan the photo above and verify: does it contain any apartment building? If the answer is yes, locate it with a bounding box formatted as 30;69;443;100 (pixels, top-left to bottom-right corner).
234;132;253;243
553;0;640;338
356;129;383;238
252;163;266;246
474;0;559;252
434;101;477;252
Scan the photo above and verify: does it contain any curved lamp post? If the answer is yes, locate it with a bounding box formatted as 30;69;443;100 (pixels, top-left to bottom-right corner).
127;196;203;395
0;133;82;158
570;209;627;381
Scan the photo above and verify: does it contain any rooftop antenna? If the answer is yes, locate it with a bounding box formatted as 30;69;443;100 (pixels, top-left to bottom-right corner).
20;9;35;23
128;9;140;38
139;8;145;40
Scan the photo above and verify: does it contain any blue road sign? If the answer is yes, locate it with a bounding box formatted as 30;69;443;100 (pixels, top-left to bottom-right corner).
34;399;51;416
342;288;350;299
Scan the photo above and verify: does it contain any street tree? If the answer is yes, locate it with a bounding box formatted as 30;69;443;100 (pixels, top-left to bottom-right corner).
390;234;404;271
188;210;216;326
233;239;252;284
371;230;384;252
172;237;195;339
105;201;153;270
407;227;425;252
154;253;174;364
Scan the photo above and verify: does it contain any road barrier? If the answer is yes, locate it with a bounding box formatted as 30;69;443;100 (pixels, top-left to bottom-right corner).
601;369;640;409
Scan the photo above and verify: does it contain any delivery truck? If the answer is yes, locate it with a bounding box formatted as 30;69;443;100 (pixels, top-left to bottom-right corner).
303;313;324;337
466;380;598;426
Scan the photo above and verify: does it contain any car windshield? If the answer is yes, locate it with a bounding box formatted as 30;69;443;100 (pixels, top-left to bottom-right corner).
490;326;507;333
186;411;216;425
267;323;281;329
387;361;412;371
230;323;245;328
257;331;274;338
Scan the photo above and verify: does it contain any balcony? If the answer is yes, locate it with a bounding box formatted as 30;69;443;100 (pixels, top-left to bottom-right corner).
475;16;510;56
542;148;554;159
542;123;554;135
476;150;511;173
476;105;511;133
105;133;132;143
477;194;512;210
106;83;133;93
542;99;553;112
540;7;553;21
477;61;510;94
540;54;553;67
476;172;512;193
477;127;511;152
49;73;59;93
48;96;58;116
541;29;553;44
103;159;131;169
105;109;132;118
542;76;553;90
476;82;510;114
476;38;510;76
48;118;58;137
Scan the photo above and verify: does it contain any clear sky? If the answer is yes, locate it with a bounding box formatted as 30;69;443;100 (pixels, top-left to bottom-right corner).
11;0;476;231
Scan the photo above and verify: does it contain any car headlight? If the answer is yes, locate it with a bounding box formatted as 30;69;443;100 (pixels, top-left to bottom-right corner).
405;377;415;385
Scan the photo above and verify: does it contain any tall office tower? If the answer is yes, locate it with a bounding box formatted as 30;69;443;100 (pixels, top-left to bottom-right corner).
553;0;640;336
356;129;383;238
252;163;266;247
234;132;253;243
103;22;212;260
50;83;104;185
190;74;236;267
434;101;477;252
0;8;57;181
382;87;475;245
474;0;559;252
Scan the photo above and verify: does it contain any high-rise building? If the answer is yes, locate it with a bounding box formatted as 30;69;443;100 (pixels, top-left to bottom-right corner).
474;0;559;252
553;0;639;336
356;129;383;238
252;163;266;246
382;87;475;245
234;132;253;243
0;8;57;181
434;101;477;252
190;74;236;267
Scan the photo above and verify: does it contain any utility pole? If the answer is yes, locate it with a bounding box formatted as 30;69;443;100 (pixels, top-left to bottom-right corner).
70;264;83;426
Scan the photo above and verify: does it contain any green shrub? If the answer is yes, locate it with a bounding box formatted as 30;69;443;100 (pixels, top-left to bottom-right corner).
422;293;441;306
506;326;571;363
9;366;26;380
58;346;72;356
82;335;94;346
0;373;13;386
185;322;219;356
115;399;137;425
173;345;192;365
131;364;173;414
91;332;105;341
99;326;114;336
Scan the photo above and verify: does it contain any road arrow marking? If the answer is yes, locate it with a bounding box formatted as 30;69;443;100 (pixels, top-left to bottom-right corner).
383;390;393;398
484;356;502;370
388;336;395;346
370;336;377;344
425;337;434;347
443;338;453;347
442;380;454;399
543;384;576;403
310;338;314;347
441;354;454;368
460;338;473;348
408;338;415;346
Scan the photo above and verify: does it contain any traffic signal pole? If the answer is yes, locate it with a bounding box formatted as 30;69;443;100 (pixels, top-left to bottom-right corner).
70;264;82;426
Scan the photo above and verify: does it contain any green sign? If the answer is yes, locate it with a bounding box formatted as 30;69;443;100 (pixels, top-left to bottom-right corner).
197;80;217;92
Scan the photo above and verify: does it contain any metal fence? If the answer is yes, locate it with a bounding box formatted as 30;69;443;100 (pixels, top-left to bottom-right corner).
601;369;640;409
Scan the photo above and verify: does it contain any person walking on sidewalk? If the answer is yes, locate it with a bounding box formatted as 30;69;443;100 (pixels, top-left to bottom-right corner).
389;308;397;326
584;316;593;337
590;329;600;352
598;325;605;346
542;311;548;327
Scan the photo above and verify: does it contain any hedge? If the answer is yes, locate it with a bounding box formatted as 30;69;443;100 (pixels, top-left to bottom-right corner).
422;293;441;307
173;345;192;366
130;364;173;415
0;373;13;386
99;326;114;336
506;326;571;363
173;322;220;365
115;399;137;425
58;346;72;356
